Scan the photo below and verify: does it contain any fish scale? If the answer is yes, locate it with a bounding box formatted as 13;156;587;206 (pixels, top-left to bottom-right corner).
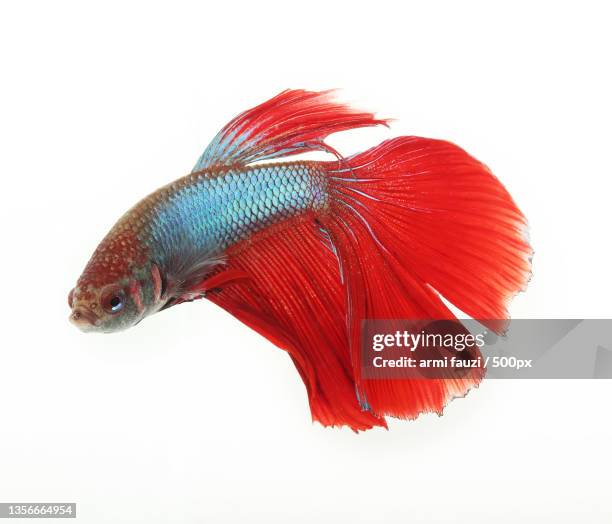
142;162;329;265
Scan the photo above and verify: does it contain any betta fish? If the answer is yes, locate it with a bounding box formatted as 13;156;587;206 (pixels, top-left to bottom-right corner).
69;89;531;430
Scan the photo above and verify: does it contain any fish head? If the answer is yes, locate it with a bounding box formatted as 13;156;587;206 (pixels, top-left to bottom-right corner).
69;226;153;333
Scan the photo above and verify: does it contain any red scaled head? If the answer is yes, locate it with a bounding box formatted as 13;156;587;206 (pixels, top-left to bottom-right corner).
69;214;152;333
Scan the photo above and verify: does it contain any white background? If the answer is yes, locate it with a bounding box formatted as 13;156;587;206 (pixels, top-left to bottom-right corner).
1;1;611;522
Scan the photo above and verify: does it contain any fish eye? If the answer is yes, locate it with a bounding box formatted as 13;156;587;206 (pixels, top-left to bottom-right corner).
100;286;126;314
110;296;123;311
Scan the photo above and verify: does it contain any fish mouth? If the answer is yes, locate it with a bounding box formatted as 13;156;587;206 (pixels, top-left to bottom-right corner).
69;306;100;330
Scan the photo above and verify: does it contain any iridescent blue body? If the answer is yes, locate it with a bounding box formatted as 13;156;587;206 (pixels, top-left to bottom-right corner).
140;161;329;265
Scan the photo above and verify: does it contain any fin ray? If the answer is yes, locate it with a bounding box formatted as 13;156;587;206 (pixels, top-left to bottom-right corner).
193;89;387;171
320;136;531;418
206;216;387;431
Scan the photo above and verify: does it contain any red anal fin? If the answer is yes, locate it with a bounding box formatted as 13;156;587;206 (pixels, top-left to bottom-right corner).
206;215;387;431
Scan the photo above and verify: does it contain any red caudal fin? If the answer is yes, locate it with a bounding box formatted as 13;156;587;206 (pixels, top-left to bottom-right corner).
325;137;531;325
320;137;532;419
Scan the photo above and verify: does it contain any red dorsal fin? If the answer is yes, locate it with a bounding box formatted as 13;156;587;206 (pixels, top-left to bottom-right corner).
193;89;388;170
